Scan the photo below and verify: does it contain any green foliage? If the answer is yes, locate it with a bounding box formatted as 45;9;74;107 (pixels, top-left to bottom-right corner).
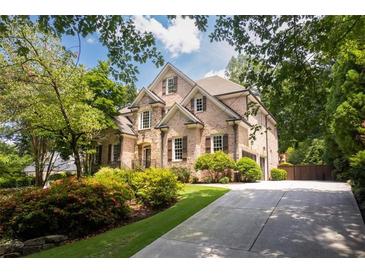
286;138;326;165
131;168;182;209
92;167;134;190
0;16;164;83
0;181;132;240
218;176;230;184
47;172;68;181
0;142;33;188
84;61;136;127
195;151;235;183
235;157;262;182
278;162;293;167
170;166;191;184
270;168;287;181
349;151;365;187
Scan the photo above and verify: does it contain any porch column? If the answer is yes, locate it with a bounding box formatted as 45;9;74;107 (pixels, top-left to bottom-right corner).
160;130;165;168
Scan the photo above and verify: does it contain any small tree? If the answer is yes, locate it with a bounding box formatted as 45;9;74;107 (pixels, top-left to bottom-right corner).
235;157;262;182
195;151;235;183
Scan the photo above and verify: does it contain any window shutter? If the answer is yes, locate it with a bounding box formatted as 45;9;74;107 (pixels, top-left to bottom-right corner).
203;96;207;111
167;138;172;162
173;76;178;92
223;134;229;153
162;79;166;95
108;144;112;163
191;98;194;112
205;136;211;153
182;136;188;161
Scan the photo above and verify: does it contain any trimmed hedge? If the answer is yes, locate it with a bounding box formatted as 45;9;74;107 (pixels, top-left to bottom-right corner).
131;168;182;209
0;176;34;189
235;157;262;182
271;168;288;180
0;180;132;240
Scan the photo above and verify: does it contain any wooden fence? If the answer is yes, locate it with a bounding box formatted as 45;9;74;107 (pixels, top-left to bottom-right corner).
279;165;334;181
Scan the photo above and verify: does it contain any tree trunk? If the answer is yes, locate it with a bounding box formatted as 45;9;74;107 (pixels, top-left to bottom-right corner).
71;136;82;179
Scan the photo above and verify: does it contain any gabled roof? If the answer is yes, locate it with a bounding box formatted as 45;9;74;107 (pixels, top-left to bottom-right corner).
195;75;248;96
155;103;203;129
148;62;196;91
114;115;136;136
129;87;165;108
180;85;241;119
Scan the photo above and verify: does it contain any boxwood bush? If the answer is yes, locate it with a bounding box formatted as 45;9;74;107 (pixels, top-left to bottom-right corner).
195;151;235;183
0;180;133;240
235;157;262;182
131;168;182;209
271;168;288;180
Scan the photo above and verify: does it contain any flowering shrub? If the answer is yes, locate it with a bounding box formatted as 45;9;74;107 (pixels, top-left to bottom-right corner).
92;167;134;191
131;168;182;208
270;168;288;181
235;157;262;182
170;166;191;184
0;180;132;240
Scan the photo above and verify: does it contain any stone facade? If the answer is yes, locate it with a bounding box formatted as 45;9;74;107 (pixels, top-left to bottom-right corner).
96;63;279;180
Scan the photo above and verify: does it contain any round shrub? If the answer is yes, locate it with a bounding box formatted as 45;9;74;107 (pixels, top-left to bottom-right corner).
218;176;230;184
93;167;134;190
0;180;132;240
235;157;262;182
131;168;182;209
170;166;191;184
195;151;235;183
271;168;288;181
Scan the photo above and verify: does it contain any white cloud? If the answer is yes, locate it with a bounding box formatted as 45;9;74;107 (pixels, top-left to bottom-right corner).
204;68;227;78
86;37;95;44
133;16;201;57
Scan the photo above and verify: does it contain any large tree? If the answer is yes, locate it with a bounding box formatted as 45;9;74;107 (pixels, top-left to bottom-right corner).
0;24;109;179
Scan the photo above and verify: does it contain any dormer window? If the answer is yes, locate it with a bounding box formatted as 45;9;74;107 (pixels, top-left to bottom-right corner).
139;110;151;130
163;76;177;95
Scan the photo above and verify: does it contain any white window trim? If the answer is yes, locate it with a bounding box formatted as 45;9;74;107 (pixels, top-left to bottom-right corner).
166;77;175;95
172;137;183;162
195;96;203;113
211;134;224;153
139;110;152;130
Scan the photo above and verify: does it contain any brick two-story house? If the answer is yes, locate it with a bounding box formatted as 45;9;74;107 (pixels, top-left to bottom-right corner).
94;63;279;180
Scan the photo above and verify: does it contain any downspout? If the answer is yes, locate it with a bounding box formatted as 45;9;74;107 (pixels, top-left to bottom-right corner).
233;122;238;161
265;115;269;180
120;134;124;168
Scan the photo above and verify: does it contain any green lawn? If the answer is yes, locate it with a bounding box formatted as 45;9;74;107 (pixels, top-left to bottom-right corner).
28;184;229;258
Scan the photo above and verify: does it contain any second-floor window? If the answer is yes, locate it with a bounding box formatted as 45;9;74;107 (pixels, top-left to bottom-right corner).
195;97;203;112
166;76;177;94
139;111;151;130
212;135;224;152
173;137;183;161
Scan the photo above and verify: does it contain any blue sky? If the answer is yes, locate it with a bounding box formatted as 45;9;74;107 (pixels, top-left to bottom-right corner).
61;16;237;89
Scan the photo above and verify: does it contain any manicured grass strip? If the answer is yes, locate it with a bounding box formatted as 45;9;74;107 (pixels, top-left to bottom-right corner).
28;185;229;258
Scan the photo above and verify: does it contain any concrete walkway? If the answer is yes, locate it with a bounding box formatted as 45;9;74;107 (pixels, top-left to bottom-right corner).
133;181;365;258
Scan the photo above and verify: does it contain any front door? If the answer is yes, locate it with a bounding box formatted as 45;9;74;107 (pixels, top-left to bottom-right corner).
143;147;151;168
260;157;266;180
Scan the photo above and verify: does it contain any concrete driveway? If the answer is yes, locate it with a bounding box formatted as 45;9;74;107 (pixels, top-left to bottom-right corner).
133;181;365;258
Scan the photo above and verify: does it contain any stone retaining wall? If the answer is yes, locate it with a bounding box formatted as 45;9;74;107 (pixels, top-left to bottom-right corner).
0;235;68;257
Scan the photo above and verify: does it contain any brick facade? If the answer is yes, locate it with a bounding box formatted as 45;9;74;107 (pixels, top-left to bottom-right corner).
96;64;279;180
